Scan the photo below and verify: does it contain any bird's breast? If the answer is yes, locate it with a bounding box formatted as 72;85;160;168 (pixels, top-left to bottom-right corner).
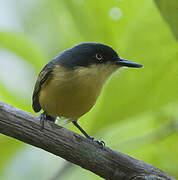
39;64;118;119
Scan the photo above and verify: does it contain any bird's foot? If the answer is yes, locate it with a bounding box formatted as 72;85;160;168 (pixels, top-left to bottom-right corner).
89;136;105;148
72;121;105;147
39;112;56;130
40;112;46;129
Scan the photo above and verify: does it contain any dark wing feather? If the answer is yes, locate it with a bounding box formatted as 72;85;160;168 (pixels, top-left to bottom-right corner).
32;62;54;112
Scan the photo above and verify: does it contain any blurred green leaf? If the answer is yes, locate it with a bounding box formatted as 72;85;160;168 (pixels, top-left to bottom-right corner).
154;0;178;40
1;146;64;180
0;32;48;110
88;0;178;133
0;135;23;177
0;32;47;71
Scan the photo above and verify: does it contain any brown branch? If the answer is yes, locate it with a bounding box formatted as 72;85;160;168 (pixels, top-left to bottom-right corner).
0;102;175;180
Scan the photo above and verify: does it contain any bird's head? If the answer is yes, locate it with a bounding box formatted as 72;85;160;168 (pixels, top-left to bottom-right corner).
57;43;143;70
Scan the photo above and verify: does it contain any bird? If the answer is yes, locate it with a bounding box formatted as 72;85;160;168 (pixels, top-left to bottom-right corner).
32;43;143;146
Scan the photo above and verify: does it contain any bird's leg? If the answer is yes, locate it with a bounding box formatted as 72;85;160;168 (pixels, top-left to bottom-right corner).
72;121;91;138
72;121;105;147
40;111;56;129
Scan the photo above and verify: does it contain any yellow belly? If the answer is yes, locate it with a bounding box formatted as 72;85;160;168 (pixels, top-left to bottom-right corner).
39;64;118;119
39;78;102;119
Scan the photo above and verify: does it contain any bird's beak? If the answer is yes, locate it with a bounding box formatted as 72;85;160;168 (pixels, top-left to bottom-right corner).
115;58;143;68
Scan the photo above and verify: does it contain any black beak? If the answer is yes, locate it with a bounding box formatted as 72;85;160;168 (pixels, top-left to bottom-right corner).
116;58;143;68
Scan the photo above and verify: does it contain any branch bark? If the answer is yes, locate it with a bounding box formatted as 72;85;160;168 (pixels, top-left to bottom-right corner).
0;102;175;180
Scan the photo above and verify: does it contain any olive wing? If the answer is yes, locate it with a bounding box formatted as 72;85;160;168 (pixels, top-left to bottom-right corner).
32;63;53;112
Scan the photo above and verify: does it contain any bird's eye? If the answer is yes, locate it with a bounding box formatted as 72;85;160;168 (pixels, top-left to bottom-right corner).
95;53;103;61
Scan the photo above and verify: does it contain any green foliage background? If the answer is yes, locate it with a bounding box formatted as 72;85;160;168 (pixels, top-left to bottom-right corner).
0;0;178;179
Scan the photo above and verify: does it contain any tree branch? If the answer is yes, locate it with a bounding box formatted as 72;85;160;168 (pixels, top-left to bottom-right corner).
0;102;175;180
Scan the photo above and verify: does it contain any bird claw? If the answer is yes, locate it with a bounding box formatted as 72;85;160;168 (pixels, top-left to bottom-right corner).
39;113;46;130
89;137;105;148
94;140;105;147
39;112;56;130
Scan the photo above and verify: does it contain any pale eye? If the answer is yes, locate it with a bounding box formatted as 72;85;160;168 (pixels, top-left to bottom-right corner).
96;53;103;61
